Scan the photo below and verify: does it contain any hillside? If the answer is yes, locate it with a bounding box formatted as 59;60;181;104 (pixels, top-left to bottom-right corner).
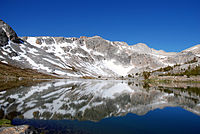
0;19;200;78
0;61;57;80
0;61;58;91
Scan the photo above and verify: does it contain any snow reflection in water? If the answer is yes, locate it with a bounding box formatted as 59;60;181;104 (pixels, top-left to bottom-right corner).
0;79;200;121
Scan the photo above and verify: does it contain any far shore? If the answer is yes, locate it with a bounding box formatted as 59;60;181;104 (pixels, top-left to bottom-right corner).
149;75;200;83
1;75;200;91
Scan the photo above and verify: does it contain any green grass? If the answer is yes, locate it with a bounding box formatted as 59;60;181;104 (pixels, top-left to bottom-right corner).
0;119;13;127
144;78;172;84
144;77;200;86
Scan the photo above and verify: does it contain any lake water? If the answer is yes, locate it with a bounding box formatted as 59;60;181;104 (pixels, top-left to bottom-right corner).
0;79;200;134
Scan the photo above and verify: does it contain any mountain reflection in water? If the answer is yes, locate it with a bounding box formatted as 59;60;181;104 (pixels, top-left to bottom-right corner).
0;79;200;121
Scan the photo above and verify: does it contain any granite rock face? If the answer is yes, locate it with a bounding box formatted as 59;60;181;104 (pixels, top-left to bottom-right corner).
0;28;8;47
0;19;21;46
183;44;200;56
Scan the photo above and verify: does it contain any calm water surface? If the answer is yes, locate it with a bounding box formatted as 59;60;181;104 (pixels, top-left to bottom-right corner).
0;79;200;134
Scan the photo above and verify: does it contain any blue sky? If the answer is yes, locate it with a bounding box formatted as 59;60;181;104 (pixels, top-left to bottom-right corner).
1;0;199;52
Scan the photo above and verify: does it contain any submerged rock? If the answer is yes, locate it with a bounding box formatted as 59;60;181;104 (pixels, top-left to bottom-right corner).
0;125;38;134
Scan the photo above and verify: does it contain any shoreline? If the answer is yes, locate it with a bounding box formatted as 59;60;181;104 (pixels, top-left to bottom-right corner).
147;75;200;83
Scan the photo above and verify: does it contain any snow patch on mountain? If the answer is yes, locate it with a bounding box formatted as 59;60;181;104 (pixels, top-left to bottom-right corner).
103;60;134;76
1;33;199;78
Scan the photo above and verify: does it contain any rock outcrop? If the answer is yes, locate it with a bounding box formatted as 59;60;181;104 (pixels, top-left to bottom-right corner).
0;125;38;134
0;19;22;46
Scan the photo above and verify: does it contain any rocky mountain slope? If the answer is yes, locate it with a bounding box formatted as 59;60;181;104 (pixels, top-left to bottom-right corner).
0;19;200;78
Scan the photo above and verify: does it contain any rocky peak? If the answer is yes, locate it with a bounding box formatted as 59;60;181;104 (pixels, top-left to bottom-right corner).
89;35;102;39
131;43;152;53
80;36;88;39
0;19;22;46
182;44;200;56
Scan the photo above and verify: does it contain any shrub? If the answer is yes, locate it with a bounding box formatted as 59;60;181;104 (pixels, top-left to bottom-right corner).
143;71;151;80
184;57;198;64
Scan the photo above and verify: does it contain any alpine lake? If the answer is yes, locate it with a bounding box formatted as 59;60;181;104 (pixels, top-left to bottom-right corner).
0;79;200;134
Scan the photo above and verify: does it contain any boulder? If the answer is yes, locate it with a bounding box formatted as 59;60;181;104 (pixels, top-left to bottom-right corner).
0;125;39;134
35;38;42;45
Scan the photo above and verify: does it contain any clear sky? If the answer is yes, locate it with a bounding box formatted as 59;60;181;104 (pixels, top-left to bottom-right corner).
1;0;199;52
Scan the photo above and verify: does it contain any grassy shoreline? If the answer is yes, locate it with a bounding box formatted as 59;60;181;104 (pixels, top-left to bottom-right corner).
0;119;13;127
0;61;60;91
145;76;200;83
143;76;200;89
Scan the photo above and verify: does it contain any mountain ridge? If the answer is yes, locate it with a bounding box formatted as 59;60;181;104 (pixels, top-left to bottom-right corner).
0;19;200;78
